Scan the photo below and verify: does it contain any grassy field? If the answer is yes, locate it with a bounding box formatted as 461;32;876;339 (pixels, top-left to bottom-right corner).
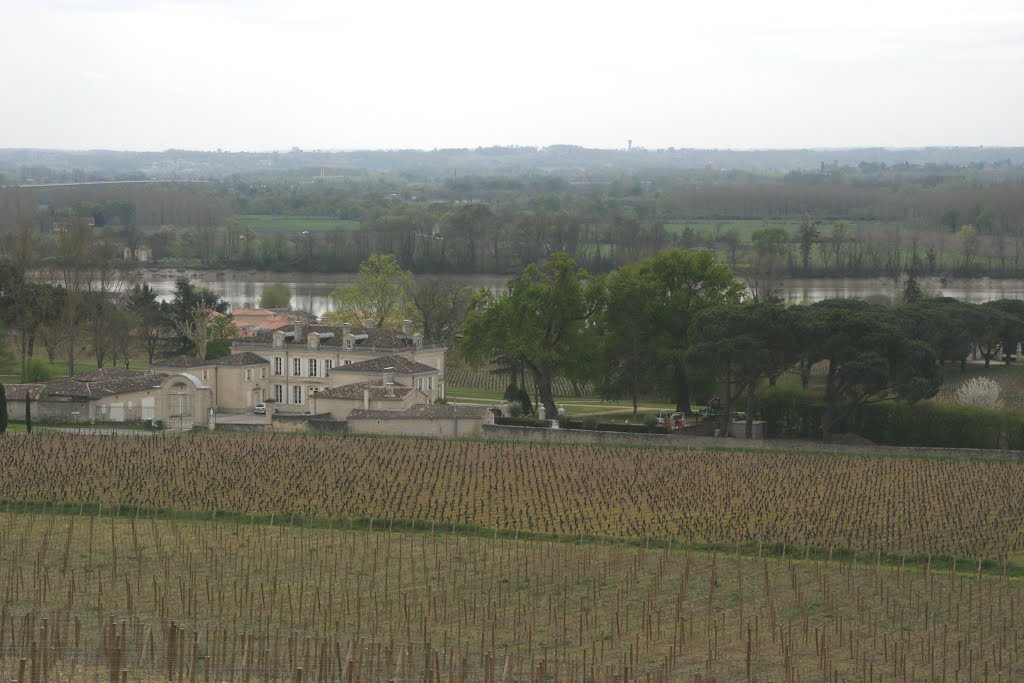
236;214;361;233
0;506;1019;683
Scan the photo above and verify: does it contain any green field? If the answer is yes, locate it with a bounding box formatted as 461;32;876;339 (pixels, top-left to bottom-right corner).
236;214;361;233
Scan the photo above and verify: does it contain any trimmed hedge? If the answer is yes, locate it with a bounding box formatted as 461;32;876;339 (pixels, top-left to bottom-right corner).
496;416;669;434
495;416;552;428
758;387;1024;450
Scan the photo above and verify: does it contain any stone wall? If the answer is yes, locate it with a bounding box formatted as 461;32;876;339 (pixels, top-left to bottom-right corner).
483;424;688;448
271;412;333;433
349;416;484;438
5;399;91;423
306;419;348;434
214;422;273;433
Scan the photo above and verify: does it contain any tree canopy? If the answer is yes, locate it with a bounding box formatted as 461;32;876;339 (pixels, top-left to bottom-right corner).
328;254;413;328
460;253;600;418
258;283;292;309
798;299;942;442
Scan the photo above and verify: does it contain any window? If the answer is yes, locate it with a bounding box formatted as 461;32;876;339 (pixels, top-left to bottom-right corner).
308;358;318;377
274;357;283;376
244;369;253;382
274;385;283;403
344;359;352;365
428;377;433;392
260;367;267;379
201;369;209;381
293;358;302;376
292;385;303;404
324;359;333;373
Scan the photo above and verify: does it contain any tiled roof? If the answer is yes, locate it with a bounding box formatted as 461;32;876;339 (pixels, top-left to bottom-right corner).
256;317;292;331
41;369;169;400
329;354;437;374
348;404;493;420
212;352;269;366
232;308;276;316
152;355;214;368
317;381;417;401
154;352;268;368
250;325;417;349
3;383;46;401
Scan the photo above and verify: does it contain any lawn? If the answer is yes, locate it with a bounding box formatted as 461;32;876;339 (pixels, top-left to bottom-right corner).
236;214;361;233
447;387;678;417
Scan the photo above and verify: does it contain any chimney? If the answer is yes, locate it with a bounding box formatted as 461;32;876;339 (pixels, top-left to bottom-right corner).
382;366;396;386
412;332;423;349
292;323;304;342
362;387;369;410
401;320;413;335
341;322;352;336
272;331;286;348
308;333;319;349
365;319;377;329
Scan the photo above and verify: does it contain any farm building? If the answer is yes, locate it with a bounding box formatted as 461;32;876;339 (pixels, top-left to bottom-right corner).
327;354;442;401
230;319;447;410
312;379;429;421
150;352;270;414
3;368;213;428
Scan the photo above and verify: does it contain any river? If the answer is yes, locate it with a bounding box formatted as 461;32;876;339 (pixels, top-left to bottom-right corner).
119;270;1024;317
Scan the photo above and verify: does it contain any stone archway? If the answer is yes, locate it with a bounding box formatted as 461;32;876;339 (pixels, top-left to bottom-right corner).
168;381;194;430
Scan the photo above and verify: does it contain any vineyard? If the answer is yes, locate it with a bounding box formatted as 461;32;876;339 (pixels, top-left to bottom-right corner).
1;433;1023;681
0;508;1021;683
445;358;595;398
0;433;1022;561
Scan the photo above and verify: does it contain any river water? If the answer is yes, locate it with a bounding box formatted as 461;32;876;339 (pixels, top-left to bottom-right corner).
131;270;1024;317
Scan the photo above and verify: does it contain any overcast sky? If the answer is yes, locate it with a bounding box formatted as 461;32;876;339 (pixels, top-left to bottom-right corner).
1;0;1022;151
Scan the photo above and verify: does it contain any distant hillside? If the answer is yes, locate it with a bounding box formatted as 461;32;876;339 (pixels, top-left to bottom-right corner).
1;146;1023;182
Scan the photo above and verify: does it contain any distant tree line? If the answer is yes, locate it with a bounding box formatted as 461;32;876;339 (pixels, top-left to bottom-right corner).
2;173;1024;278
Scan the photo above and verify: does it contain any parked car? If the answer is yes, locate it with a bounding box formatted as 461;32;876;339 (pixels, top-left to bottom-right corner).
253;403;266;415
655;410;686;430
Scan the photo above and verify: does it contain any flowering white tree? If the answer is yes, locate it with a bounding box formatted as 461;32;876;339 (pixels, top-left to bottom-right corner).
955;377;1003;409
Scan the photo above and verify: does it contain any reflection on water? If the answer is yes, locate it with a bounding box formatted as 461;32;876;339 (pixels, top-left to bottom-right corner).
139;273;1024;318
779;277;1024;305
145;273;511;317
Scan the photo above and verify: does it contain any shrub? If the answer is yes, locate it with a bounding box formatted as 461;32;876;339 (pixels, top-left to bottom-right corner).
955;377;1003;408
495;416;551;428
759;386;1024;450
21;359;52;383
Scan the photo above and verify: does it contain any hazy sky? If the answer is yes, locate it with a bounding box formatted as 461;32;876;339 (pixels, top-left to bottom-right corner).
1;0;1022;151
